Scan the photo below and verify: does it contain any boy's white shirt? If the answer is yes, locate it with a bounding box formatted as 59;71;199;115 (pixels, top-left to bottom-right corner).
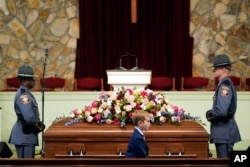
135;126;144;136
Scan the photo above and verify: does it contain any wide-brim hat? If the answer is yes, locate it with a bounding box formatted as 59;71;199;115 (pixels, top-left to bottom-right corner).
17;65;38;78
210;54;235;67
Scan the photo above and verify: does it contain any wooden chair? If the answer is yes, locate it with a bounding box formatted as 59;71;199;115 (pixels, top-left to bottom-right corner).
244;77;250;91
1;77;20;91
147;77;175;91
41;77;66;91
74;77;104;91
181;76;210;91
213;76;242;91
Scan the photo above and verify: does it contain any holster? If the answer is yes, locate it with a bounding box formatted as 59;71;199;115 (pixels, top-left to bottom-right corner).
205;110;233;123
17;114;45;134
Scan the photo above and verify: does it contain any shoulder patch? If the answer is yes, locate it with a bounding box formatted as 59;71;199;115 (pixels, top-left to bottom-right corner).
220;85;230;97
20;95;30;104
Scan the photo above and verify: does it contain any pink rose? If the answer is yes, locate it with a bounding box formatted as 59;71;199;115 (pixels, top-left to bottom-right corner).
75;109;82;115
159;116;166;123
179;108;185;114
135;103;142;109
113;118;120;125
85;106;91;112
129;112;133;119
125;88;133;95
91;101;98;108
151;109;157;115
140;91;147;97
85;111;91;117
105;119;113;124
94;114;101;121
173;105;179;112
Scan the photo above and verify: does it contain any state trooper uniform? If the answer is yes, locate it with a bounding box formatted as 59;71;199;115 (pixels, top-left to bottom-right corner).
206;54;241;158
8;65;45;158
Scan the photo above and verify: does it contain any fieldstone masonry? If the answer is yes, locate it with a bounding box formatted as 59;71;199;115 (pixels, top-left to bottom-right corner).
0;0;78;91
0;0;249;91
191;0;250;89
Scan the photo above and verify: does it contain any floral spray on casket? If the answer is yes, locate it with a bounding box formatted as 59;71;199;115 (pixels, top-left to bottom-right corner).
65;87;203;128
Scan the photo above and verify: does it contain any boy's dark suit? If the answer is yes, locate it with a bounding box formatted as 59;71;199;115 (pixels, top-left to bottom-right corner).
126;128;149;158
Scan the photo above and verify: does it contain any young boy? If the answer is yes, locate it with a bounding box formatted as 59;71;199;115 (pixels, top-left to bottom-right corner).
126;110;151;158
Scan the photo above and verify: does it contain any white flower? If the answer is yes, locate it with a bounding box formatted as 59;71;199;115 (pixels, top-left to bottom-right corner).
123;104;133;112
167;105;174;114
70;113;75;118
156;111;161;117
87;116;94;122
91;108;97;114
115;105;121;114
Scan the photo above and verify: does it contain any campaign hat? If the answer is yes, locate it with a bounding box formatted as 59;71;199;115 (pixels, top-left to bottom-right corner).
211;54;235;67
17;65;38;78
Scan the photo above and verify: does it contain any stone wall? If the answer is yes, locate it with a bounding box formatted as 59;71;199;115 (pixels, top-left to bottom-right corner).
0;0;78;91
191;0;250;88
1;0;250;91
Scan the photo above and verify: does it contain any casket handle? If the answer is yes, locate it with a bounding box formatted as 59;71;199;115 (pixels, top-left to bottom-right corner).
178;149;182;156
116;143;127;157
168;150;171;156
118;150;122;157
80;150;84;156
69;150;73;156
165;143;184;156
67;143;86;156
167;149;182;156
68;149;84;156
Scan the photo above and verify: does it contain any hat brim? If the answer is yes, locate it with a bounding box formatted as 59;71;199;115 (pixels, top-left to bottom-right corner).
18;74;38;78
209;61;235;68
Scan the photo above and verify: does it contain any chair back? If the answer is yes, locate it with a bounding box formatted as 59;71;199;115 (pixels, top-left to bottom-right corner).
181;77;210;91
75;77;104;91
41;77;66;91
148;77;175;91
2;77;20;91
244;78;250;91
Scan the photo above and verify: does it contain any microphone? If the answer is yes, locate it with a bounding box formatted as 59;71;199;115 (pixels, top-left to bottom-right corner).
128;53;139;70
45;49;48;57
118;52;140;70
119;53;127;70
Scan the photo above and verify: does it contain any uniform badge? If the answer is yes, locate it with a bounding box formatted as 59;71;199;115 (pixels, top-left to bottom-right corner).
220;85;229;97
20;95;30;104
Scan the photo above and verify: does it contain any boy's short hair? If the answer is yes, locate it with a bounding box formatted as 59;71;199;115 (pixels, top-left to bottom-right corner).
132;110;150;126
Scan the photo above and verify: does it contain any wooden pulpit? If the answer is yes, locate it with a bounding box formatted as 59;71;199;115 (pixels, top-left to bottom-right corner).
106;70;152;89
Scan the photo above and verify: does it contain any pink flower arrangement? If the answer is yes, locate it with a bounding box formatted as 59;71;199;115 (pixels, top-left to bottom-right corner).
66;87;199;127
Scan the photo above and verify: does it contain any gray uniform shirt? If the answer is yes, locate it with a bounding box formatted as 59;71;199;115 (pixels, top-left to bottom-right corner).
9;85;40;146
210;76;241;143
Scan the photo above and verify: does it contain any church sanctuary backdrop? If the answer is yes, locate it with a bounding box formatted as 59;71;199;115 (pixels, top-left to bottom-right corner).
0;0;250;157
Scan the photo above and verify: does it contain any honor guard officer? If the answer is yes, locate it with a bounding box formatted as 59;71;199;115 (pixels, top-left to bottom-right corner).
9;65;45;158
206;54;241;158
